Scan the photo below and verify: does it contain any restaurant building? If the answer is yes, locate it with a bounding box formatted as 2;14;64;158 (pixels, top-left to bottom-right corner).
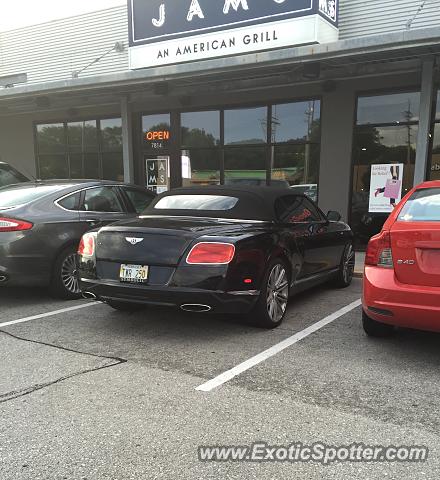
1;0;440;246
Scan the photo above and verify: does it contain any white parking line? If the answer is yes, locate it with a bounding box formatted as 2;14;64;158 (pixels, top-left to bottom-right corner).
0;302;102;328
196;299;362;392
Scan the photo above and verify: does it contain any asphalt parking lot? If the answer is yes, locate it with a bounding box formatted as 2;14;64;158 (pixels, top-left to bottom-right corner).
1;279;439;479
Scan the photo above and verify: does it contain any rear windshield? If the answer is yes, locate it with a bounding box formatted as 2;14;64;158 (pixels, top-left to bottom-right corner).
154;195;239;211
0;186;63;208
0;164;28;187
398;188;440;222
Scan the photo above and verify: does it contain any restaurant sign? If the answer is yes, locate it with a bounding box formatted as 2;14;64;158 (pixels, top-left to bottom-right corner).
128;0;339;69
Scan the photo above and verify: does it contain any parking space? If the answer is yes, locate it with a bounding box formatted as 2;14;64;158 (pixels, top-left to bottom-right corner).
1;280;440;479
0;287;94;324
1;281;362;381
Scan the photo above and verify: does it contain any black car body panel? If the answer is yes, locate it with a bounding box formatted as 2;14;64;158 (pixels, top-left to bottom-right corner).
0;181;155;288
79;186;353;314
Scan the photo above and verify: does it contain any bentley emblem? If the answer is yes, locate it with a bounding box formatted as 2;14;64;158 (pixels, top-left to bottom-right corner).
125;237;143;245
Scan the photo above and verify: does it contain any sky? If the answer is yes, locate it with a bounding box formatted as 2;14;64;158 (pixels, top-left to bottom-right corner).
0;0;126;31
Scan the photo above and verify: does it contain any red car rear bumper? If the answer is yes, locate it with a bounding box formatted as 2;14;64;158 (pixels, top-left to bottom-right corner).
363;266;440;332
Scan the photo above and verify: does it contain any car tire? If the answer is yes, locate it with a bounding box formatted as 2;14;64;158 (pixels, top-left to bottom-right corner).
106;300;145;312
333;243;355;288
362;310;395;337
50;245;81;300
250;258;290;329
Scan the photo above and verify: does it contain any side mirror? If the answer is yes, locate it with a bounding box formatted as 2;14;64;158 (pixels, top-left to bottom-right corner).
327;210;342;222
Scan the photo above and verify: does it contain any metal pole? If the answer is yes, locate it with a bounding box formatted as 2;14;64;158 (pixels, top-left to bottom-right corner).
121;96;135;183
414;59;435;185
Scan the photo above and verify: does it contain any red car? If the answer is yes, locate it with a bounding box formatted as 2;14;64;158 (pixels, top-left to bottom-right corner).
363;181;440;336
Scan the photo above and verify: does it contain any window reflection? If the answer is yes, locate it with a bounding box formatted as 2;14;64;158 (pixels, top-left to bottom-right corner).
429;123;440;181
357;92;420;125
38;155;68;179
182;111;220;148
67;121;98;152
224;147;266;185
351;91;420;248
272;101;321;143
271;145;320;200
101;118;122;151
181;149;221;187
224;107;267;145
36;124;65;154
36;117;123;181
143;114;171;152
435;91;440;121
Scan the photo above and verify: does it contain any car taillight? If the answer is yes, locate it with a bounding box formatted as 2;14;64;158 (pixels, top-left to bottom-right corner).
365;231;394;268
78;232;96;257
186;242;235;265
0;217;33;232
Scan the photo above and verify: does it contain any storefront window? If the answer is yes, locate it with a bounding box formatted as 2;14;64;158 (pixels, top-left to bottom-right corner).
181;111;220;148
101;118;123;181
182;149;221;187
36;124;68;179
224;107;267;145
224;146;266;185
428;92;440;181
67;120;98;179
270;100;321;195
36;123;65;153
36;117;123;181
271;144;320;197
351;91;420;247
142;114;171;153
67;121;98;152
38;154;68;179
272;101;321;143
357;92;420;125
181;111;221;187
177;100;321;190
430;123;440;181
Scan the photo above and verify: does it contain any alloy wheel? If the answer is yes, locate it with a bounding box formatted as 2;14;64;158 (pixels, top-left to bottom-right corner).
61;253;80;294
343;244;355;284
266;264;289;323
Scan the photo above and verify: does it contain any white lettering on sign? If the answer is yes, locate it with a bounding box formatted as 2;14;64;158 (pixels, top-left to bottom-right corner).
187;0;205;21
152;4;165;28
152;0;260;29
130;0;340;69
223;0;249;15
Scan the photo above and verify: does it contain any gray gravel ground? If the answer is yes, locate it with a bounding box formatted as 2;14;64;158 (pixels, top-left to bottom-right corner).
1;279;439;479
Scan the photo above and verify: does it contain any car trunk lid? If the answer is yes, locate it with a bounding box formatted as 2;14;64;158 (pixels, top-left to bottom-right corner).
391;222;440;287
391;187;440;287
96;216;250;266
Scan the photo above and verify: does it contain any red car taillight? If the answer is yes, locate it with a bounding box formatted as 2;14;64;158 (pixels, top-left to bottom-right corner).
365;231;394;268
78;232;96;257
0;217;33;232
186;242;235;265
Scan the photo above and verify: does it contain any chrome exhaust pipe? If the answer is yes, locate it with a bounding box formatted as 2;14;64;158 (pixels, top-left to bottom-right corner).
82;291;97;300
180;304;212;313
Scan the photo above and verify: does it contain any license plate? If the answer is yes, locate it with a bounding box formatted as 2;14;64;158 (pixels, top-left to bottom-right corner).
119;264;149;283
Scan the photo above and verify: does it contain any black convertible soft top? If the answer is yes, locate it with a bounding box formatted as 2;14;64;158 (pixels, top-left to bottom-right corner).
144;185;302;221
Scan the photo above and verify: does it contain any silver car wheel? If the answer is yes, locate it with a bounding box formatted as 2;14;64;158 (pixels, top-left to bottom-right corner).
266;264;289;323
343;244;355;284
61;253;80;294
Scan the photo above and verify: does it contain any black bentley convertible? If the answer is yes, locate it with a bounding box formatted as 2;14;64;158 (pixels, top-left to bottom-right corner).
78;186;355;328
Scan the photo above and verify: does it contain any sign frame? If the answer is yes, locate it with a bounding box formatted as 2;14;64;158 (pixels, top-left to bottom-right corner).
128;0;339;69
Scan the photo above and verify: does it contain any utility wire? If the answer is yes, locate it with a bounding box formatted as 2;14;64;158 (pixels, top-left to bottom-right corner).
406;0;427;29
